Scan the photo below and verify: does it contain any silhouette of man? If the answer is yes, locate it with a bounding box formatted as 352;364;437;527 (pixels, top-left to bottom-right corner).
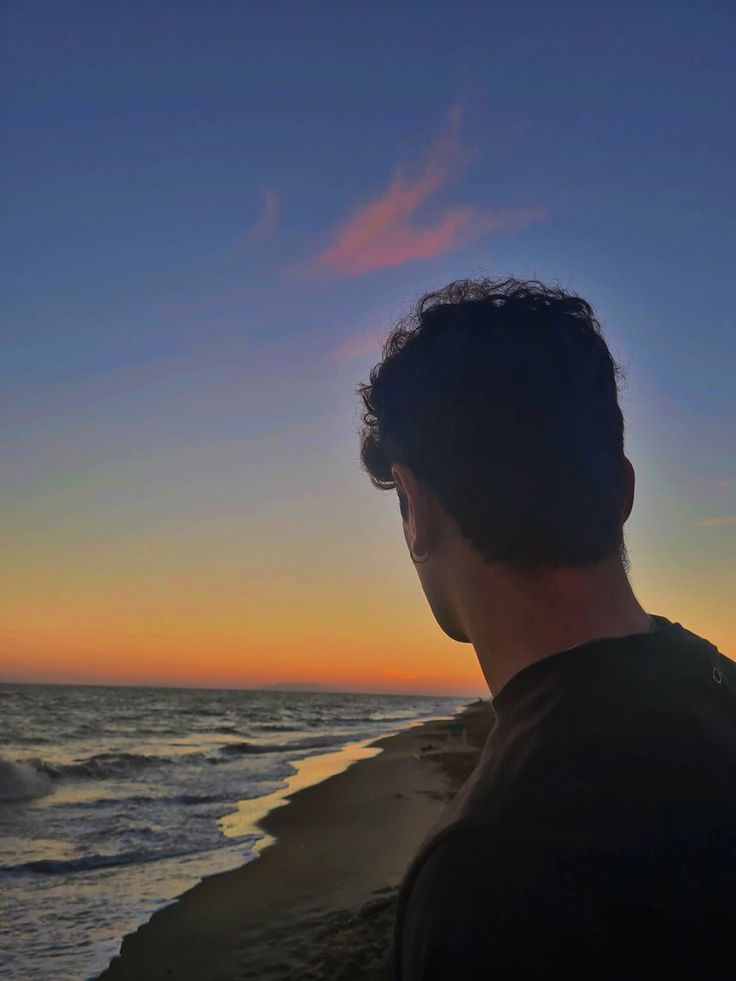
356;278;735;980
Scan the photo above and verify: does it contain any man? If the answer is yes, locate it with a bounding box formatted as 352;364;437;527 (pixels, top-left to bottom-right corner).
356;278;735;979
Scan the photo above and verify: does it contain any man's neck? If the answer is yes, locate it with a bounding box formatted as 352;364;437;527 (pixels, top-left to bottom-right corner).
456;555;653;698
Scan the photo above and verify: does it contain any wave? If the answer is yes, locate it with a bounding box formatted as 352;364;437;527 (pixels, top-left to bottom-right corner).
216;732;366;759
302;714;400;727
0;759;52;803
33;751;175;782
4;835;263;877
217;741;292;757
2;733;54;746
51;791;232;810
325;713;419;726
174;792;229;805
12;738;344;783
254;723;302;732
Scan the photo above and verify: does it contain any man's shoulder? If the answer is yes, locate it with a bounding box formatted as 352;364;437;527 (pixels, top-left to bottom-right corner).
391;818;626;980
393;814;565;938
390;823;514;981
391;811;715;980
400;820;508;899
399;813;574;915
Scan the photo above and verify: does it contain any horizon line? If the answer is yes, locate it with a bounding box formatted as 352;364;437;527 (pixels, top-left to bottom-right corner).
0;677;487;700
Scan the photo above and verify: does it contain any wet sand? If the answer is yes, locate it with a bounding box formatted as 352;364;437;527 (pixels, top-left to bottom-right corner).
98;700;495;981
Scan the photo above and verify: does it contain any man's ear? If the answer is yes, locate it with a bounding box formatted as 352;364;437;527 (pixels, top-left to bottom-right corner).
395;485;409;521
391;465;410;523
391;463;431;555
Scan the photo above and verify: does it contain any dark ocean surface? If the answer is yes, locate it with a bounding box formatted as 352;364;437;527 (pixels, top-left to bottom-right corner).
0;683;470;980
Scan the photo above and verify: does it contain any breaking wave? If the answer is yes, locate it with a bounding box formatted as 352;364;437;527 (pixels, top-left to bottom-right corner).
0;759;52;803
34;751;175;781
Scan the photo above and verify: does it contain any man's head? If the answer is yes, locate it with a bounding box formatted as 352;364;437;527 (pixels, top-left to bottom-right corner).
357;277;636;644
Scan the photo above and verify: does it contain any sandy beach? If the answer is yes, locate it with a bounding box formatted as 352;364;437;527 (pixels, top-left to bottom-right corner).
98;700;495;981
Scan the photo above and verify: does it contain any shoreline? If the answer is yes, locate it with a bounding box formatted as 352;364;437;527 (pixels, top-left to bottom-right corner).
216;710;466;857
98;699;495;981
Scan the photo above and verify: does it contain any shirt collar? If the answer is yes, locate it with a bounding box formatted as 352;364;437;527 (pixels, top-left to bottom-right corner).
490;613;680;721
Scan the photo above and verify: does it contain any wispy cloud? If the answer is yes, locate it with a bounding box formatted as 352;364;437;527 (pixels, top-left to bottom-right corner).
326;327;386;365
244;187;280;241
697;514;736;526
312;105;545;277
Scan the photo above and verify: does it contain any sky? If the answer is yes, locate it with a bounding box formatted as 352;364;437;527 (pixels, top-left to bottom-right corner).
2;1;734;695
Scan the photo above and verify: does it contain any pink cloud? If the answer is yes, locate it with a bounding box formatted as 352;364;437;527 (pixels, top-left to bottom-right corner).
697;515;736;526
312;105;545;277
327;328;386;365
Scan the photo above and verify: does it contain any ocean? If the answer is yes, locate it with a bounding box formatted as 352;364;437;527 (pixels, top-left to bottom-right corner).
0;682;470;980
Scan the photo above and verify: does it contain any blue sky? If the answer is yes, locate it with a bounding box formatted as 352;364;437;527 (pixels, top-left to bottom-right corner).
2;1;734;687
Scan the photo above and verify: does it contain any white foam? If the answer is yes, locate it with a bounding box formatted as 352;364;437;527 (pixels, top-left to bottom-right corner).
0;758;52;803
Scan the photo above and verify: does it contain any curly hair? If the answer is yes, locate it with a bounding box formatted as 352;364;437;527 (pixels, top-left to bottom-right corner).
356;277;627;573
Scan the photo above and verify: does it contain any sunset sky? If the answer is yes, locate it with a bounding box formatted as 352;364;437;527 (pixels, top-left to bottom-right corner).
3;3;734;695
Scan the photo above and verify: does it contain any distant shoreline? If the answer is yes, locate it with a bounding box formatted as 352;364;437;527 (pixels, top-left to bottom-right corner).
98;700;494;981
0;678;484;698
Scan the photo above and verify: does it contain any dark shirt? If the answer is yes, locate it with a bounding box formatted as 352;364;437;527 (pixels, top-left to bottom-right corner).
389;614;736;980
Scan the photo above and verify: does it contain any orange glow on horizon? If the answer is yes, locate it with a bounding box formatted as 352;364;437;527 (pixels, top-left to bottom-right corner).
2;403;733;695
2;575;733;695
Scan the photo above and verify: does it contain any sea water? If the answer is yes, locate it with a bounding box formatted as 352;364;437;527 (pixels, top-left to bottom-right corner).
0;683;468;980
